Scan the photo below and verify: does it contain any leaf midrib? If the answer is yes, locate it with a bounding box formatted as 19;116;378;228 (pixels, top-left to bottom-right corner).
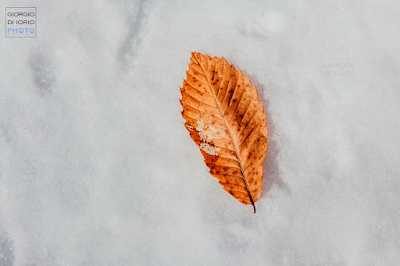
194;54;256;212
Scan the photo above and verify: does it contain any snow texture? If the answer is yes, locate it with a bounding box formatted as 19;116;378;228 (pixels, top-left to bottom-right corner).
1;0;400;265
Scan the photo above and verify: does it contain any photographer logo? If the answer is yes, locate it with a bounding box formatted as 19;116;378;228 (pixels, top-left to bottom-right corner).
6;7;36;38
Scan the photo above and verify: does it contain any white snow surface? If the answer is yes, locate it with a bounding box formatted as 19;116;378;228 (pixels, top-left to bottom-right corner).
1;0;400;265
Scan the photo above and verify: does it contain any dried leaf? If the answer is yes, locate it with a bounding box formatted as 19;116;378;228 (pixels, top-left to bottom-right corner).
180;52;268;213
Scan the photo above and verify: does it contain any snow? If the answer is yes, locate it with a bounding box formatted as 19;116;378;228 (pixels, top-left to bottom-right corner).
1;0;400;265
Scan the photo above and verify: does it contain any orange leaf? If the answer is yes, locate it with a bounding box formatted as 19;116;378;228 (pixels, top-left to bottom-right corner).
180;52;268;213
